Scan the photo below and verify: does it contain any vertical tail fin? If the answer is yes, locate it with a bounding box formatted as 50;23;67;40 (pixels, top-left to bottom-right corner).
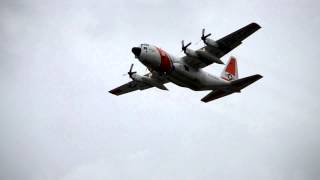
221;56;238;81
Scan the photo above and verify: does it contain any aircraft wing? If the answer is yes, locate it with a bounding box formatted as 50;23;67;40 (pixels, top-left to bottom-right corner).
109;73;168;96
109;80;152;96
183;23;261;68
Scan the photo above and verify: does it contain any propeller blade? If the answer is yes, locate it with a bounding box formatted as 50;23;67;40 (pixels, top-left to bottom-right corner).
181;40;185;52
182;40;191;48
129;64;134;73
204;33;211;39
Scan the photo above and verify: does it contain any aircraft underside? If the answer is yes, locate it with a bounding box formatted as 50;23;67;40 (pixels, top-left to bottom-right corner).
109;22;263;102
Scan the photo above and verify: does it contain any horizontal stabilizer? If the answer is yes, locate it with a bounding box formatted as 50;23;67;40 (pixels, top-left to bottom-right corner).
201;89;233;103
230;74;262;91
201;74;262;103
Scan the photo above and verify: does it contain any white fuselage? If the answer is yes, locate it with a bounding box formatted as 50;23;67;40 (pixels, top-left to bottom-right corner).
136;44;230;91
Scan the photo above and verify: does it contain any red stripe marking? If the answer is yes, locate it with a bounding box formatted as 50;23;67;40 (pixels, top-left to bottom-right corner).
156;47;172;72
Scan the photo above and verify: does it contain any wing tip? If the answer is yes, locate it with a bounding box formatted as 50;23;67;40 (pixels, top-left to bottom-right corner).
251;22;262;29
201;99;209;103
200;93;210;103
109;89;122;96
255;74;263;80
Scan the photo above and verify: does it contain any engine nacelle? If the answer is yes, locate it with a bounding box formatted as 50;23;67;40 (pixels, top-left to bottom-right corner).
195;50;224;64
204;38;219;48
131;73;168;90
184;48;198;59
184;47;224;65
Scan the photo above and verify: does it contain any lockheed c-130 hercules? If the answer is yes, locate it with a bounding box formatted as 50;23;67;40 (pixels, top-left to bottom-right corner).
109;23;262;103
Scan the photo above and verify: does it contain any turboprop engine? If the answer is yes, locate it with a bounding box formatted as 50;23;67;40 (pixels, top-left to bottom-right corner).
181;40;224;65
201;28;219;48
127;64;168;90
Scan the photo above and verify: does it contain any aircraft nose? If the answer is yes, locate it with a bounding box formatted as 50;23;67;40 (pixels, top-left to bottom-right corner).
131;47;141;57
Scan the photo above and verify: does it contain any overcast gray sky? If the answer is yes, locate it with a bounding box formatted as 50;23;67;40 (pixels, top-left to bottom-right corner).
1;0;320;180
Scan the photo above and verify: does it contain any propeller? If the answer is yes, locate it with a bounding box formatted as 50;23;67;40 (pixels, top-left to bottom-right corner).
122;64;137;78
181;40;192;53
128;63;136;78
195;28;212;45
201;28;212;42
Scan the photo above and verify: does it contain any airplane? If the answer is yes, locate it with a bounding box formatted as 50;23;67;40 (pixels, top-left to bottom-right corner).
109;22;263;103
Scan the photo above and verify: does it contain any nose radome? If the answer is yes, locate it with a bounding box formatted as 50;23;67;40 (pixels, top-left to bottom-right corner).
131;47;141;57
